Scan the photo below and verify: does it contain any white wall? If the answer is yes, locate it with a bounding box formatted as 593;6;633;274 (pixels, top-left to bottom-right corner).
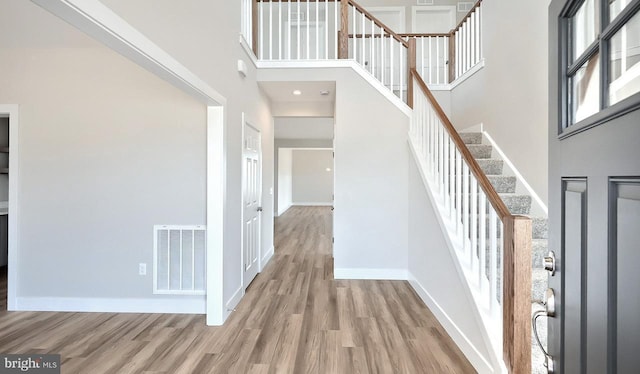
99;0;275;319
292;150;333;205
274;139;333;216
0;1;208;306
407;157;495;372
448;0;549;204
0;0;274;317
277;148;293;215
260;66;410;278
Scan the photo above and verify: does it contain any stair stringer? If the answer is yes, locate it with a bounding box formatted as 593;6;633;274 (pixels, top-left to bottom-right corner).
408;138;508;374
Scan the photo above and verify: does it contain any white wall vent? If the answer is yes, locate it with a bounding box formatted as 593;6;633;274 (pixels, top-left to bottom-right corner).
153;225;206;295
458;2;474;12
417;0;435;5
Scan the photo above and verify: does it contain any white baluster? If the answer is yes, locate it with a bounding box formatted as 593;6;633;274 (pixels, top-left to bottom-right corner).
462;163;469;253
259;2;264;59
325;0;328;59
269;0;273;60
470;177;478;270
371;19;375;77
352;5;356;60
449;137;455;219
334;0;338;59
420;37;424;79
381;28;385;85
443;133;450;211
455;149;462;236
400;42;404;101
479;190;487;296
315;0;319;59
489;208;498;314
278;0;282;59
436;36;441;85
305;1;309;59
361;12;365;67
390;33;394;94
429;37;433;84
288;0;292;59
297;0;301;59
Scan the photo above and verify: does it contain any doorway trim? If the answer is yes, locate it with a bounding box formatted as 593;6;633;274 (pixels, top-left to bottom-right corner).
0;104;19;311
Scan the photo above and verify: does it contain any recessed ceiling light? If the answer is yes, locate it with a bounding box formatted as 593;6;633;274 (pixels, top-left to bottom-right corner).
292;90;302;96
320;90;330;96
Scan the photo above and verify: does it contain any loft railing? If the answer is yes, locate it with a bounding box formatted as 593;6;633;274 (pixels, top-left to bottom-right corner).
399;0;483;85
409;69;532;374
341;0;411;102
245;0;483;95
248;0;412;103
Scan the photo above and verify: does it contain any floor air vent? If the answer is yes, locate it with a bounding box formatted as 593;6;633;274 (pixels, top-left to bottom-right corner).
153;225;206;295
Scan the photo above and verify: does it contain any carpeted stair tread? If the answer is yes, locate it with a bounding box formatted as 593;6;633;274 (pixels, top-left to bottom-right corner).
488;175;517;193
460;132;483;145
468;144;493;159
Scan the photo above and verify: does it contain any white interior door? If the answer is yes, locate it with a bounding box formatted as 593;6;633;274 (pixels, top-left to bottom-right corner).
242;121;262;289
412;6;456;33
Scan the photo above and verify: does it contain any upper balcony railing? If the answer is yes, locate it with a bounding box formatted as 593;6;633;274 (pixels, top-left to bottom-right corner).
243;0;483;95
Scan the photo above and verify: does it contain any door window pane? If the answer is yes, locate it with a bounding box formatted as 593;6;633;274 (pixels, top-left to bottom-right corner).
609;10;640;105
571;52;601;123
610;0;632;21
572;0;600;61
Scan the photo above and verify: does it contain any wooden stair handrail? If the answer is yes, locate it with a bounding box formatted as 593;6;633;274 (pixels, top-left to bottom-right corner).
398;33;451;38
410;69;510;220
453;0;482;33
346;0;409;47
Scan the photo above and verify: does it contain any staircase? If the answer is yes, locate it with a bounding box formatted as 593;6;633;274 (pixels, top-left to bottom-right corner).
461;132;548;374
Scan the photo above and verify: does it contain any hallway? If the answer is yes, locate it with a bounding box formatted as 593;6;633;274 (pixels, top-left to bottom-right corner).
0;206;474;373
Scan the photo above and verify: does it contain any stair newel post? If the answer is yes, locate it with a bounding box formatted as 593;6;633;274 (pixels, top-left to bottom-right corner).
252;0;259;55
407;38;416;109
502;215;532;374
448;30;455;83
338;0;349;59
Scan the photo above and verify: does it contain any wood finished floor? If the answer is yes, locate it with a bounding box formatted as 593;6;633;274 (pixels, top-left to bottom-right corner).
0;207;474;373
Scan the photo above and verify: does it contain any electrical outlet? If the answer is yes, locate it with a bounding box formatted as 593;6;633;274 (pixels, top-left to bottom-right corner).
139;263;147;276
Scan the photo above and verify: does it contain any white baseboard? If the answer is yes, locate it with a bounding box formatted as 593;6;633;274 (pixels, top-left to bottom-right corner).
334;268;408;280
15;296;205;314
225;286;243;312
262;245;275;268
277;203;292;216
407;273;496;374
292;202;333;206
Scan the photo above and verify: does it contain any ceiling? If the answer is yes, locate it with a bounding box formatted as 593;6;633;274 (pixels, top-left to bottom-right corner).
259;81;335;103
261;81;336;139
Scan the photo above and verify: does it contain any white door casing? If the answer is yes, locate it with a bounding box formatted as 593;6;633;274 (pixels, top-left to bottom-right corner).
242;116;262;290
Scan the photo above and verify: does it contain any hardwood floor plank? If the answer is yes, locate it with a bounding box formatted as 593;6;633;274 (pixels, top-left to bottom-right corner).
0;206;475;373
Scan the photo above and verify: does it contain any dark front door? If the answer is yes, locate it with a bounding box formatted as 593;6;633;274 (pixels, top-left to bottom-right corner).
548;0;640;373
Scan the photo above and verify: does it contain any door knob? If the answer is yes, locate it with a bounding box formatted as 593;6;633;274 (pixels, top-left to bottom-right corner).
543;251;556;276
532;288;556;373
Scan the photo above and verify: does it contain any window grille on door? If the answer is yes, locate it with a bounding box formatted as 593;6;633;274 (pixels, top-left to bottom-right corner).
153;225;206;295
